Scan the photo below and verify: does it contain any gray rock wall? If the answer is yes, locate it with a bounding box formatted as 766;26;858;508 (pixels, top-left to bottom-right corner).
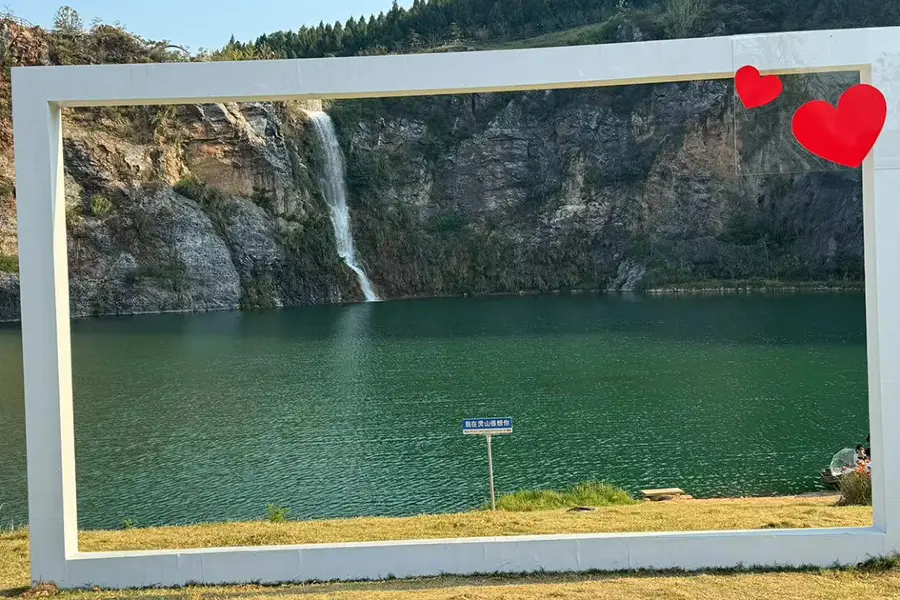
0;75;864;322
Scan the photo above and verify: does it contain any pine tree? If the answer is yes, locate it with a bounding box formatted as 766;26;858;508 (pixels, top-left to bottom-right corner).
53;6;84;35
333;21;344;50
449;21;462;44
488;2;507;38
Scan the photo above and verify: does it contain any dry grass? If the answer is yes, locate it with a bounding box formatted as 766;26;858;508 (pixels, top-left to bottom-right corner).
838;472;873;506
72;495;872;553
7;570;900;600
0;495;886;599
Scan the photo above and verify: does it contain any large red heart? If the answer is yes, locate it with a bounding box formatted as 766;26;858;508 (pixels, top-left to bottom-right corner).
735;65;783;109
791;84;887;168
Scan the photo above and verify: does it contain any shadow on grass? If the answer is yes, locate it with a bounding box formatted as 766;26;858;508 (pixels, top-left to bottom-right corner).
8;555;896;599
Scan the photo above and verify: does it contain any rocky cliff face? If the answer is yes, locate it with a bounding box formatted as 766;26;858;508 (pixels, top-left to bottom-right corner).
331;76;861;301
0;96;364;321
0;26;863;322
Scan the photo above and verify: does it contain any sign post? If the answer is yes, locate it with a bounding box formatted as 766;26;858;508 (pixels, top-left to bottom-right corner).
463;417;513;510
486;434;495;510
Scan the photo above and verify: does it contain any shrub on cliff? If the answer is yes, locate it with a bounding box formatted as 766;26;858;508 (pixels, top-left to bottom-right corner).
90;194;113;216
0;254;16;273
173;176;206;202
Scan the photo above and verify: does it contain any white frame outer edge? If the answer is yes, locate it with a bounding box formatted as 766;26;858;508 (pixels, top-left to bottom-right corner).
11;26;900;589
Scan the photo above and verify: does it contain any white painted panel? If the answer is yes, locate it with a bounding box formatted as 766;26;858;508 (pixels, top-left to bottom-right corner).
732;28;872;74
10;71;77;584
12;37;736;107
869;29;900;170
65;529;883;589
872;167;900;547
861;147;884;532
13;36;743;108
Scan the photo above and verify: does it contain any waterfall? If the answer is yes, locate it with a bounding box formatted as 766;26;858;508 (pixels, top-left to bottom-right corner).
306;111;379;302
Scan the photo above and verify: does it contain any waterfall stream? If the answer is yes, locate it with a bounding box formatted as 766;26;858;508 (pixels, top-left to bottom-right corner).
306;111;379;302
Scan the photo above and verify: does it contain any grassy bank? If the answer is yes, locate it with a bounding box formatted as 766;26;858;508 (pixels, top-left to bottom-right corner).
0;496;880;598
493;481;635;511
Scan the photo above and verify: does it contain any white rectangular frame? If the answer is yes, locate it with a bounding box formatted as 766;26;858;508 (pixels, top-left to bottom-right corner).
12;27;900;589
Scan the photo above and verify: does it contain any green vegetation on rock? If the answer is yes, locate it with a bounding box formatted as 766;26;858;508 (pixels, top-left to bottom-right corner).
89;194;113;216
0;255;17;273
173;176;239;238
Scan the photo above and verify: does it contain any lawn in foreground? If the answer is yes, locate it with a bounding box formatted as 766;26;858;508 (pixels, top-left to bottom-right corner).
0;496;881;599
8;569;900;600
73;495;872;552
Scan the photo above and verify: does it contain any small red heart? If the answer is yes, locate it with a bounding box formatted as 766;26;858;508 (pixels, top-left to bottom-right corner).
735;65;783;109
791;84;887;168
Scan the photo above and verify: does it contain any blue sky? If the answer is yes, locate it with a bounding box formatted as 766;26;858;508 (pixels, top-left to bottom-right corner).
8;1;413;52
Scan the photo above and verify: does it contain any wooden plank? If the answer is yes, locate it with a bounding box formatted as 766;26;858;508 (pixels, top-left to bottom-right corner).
640;488;685;498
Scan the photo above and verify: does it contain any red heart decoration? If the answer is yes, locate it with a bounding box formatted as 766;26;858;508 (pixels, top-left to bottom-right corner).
791;84;887;168
735;65;783;109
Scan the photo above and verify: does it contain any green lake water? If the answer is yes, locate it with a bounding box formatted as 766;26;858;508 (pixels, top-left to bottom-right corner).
0;294;869;530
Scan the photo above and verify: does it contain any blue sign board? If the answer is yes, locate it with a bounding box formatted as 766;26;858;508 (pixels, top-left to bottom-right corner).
463;417;513;435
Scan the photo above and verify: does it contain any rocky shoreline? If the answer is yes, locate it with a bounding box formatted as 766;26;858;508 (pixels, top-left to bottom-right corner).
0;279;863;324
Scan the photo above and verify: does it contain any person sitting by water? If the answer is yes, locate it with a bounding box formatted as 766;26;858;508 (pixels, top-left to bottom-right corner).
866;435;871;460
830;446;865;477
857;444;872;472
